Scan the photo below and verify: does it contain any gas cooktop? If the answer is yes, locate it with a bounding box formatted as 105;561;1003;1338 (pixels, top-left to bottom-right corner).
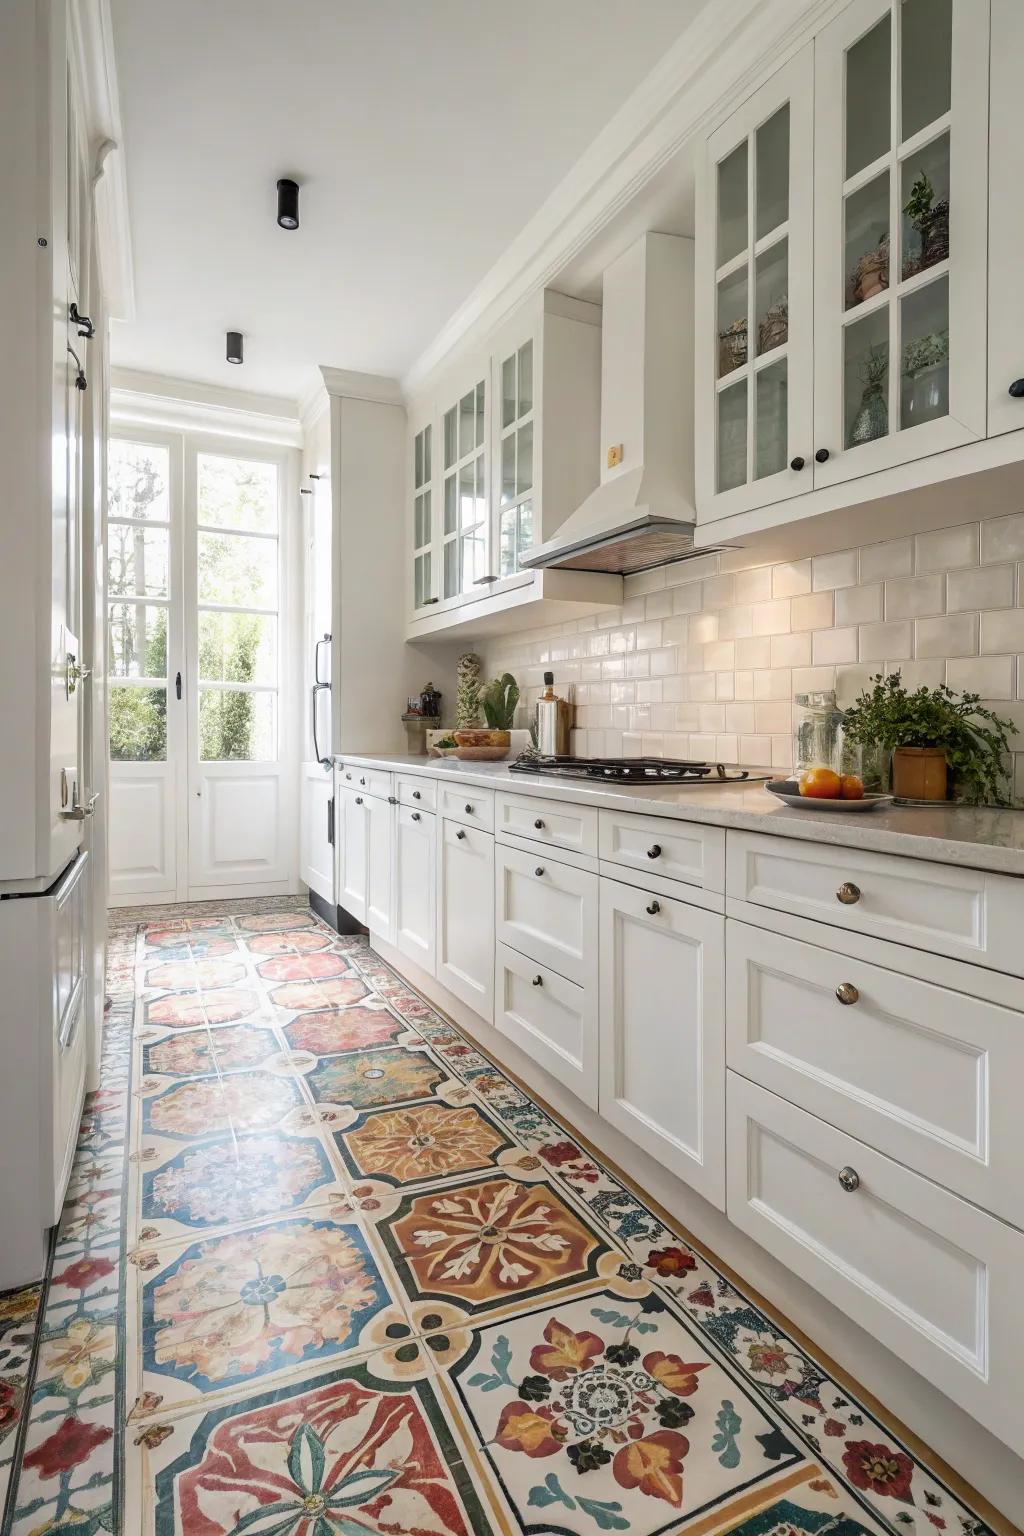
508;754;769;785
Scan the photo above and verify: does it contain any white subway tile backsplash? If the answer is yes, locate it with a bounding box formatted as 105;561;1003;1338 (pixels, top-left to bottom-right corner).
702;574;736;609
689;613;719;645
860;537;913;583
772;560;812;598
915;523;979;573
671;583;703;615
812;627;858;665
980;610;1024;654
859;621;913;661
750;599;792;636
947;564;1015;613
791;591;834;631
661;553;720;587
644;589;674;620
770;632;812;668
887;659;946;692
884;573;945;620
624;567;666;597
736;636;772;669
835;665;874;706
980;512;1024;564
946;656;1015;699
836;583;883;626
916;613;978;658
734;566;773;603
812;549;859;590
716;673;735;700
703;640;736;671
725;701;756;734
754;667;791;699
754;699;791;734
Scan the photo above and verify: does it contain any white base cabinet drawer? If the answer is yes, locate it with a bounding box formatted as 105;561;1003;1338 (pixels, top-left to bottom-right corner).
726;920;1024;1226
496;791;598;857
394;805;435;975
496;842;597;986
599;809;724;894
437;783;495;830
396;775;436;812
437;817;494;1020
599;877;725;1209
496;943;598;1108
337;763;392;801
727;829;1024;976
726;1073;1024;1458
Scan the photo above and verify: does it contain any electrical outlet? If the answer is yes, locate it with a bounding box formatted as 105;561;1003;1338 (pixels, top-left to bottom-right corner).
607;443;624;469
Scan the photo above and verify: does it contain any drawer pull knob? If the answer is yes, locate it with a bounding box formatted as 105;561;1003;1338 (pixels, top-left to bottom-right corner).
534;818;545;830
360;777;366;786
646;900;661;915
647;844;662;860
465;802;474;813
836;881;861;905
838;1166;860;1193
411;811;421;822
345;772;352;780
412;790;421;800
535;866;545;877
835;981;859;1006
456;828;466;840
354;796;363;805
532;974;543;987
388;795;398;804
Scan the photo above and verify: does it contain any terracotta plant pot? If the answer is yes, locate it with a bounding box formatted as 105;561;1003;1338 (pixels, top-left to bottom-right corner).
892;746;948;801
453;728;511;762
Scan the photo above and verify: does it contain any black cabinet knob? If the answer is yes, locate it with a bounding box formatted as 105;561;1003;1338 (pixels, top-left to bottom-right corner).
647;844;662;859
411;811;421;822
790;456;805;471
412;790;421;800
1009;379;1024;398
465;803;473;814
532;974;543;987
455;828;466;840
535;866;545;877
814;448;830;463
534;818;545;829
646;900;661;915
354;796;363;805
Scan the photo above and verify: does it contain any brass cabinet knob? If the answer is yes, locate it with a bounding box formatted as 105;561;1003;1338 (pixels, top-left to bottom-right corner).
838;1166;861;1193
646;900;661;915
835;982;859;1005
836;881;861;905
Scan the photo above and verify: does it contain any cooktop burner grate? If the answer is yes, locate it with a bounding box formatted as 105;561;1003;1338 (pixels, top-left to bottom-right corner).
508;754;766;784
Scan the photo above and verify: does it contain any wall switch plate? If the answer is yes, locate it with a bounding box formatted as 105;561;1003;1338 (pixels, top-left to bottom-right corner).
607;443;624;469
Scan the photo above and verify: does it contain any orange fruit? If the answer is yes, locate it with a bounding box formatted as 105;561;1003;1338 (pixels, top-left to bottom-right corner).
840;774;865;800
798;767;842;799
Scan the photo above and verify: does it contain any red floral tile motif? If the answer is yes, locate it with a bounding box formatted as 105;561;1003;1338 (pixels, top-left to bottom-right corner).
143;988;258;1029
256;952;353;984
269;976;371;1012
141;932;238;958
284;1006;406;1056
23;1415;112;1480
245;930;333;955
144;959;245;991
842;1440;915;1502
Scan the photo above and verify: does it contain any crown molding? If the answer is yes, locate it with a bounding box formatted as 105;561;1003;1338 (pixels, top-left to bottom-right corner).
110;367;303;446
319;366;405;408
402;0;835;400
71;0;135;320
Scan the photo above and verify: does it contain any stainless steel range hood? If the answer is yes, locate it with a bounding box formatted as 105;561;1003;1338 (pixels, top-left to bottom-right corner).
522;232;698;576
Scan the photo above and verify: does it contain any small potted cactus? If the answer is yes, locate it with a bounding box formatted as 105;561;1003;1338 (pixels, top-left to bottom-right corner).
455;673;520;761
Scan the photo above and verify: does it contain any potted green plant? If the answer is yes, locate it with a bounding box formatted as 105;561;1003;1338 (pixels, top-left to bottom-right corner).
455;673;520;761
903;169;949;276
901;328;949;425
842;672;1016;805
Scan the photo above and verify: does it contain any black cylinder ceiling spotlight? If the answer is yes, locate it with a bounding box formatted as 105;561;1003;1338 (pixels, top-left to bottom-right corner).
276;178;299;230
226;331;244;365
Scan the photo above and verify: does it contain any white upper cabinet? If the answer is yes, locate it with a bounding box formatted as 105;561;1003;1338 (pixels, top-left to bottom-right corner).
987;0;1024;438
696;51;815;519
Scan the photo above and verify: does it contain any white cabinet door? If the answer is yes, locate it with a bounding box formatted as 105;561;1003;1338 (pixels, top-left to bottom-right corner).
299;762;335;904
496;943;598;1108
599;878;726;1209
812;0;988;486
365;792;394;942
988;0;1024;437
437;816;494;1020
49;852;88;1223
337;785;368;924
696;49;815;521
395;806;435;974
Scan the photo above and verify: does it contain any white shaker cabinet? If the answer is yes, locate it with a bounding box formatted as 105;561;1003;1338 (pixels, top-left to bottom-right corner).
394;802;435;974
598;877;726;1209
987;0;1024;438
365;792;394;943
335;783;369;924
437;815;494;1021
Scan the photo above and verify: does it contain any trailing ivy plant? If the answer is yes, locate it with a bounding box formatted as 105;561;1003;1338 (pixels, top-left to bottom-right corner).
842;672;1016;806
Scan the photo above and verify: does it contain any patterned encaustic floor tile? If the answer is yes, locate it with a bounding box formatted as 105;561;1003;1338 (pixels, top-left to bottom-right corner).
0;894;1007;1535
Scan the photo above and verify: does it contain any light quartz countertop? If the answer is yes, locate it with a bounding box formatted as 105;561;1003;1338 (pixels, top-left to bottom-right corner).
335;752;1024;878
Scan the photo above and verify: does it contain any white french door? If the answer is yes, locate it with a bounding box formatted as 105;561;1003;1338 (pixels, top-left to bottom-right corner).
107;429;297;905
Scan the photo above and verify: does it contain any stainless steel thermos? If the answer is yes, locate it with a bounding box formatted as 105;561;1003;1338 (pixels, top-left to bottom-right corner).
535;671;572;756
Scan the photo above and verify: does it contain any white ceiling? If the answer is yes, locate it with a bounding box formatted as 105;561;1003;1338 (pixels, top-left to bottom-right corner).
108;0;709;401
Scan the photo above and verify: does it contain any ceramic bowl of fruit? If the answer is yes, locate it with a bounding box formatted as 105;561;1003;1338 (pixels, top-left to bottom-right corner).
765;769;893;812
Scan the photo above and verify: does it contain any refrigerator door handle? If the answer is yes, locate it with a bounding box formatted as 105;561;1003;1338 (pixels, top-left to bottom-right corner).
312;682;331;768
314;633;332;686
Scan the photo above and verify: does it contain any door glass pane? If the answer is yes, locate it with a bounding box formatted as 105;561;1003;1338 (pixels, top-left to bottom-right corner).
459;390;476;458
717;379;747;492
717;140;748;266
516;421;534;496
107;603;167;678
517;341;533;416
755;239;788;355
443;539;458;598
845;171;890;310
717;267;748;378
502;355;516;429
107;523;169;597
901;132;949;281
900;276;949;429
198;611;277;685
755;361;788;479
443;407;457;470
108;440;170;522
198;530;278;608
198;455;277;533
501;433;516;506
846;15;891;178
109;685;166;761
901;0;951;142
458;462;477;529
199;689;276;761
755;104;789;240
844;308;890;448
444;474;457;534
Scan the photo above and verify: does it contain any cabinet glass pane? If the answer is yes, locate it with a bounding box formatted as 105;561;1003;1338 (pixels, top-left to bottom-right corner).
845;171;890;310
459;391;476;458
109;685;166;761
414;432;423;490
107;524;170;598
423;424;431;483
755;361;788;480
460;529;486;589
516;421;534;496
518;499;533;556
717;266;748;378
502;355;516;429
755;239;788;356
755;104;790;240
501;432;515;507
845;15;891;179
901;0;951;142
499;506;517;577
198;611;277;685
443;539;458;598
107;603;167;679
844;308;890;449
900;275;949;429
444;474;457;535
459;462;477;529
518;341;533;416
414;552;432;608
414;491;431;549
108;440;170;522
901;132;949;281
717;140;748;267
443;407;457;470
717;380;747;492
199;689;276;762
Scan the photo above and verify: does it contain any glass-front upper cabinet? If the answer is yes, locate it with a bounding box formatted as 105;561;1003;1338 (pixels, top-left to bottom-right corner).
411;424;434;611
441;379;487;603
812;0;988;485
496;339;535;576
696;51;814;519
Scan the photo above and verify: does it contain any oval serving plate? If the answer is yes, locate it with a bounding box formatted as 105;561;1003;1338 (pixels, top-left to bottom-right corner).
765;779;894;813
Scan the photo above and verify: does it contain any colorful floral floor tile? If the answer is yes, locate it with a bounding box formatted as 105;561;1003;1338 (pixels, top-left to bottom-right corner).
0;893;1007;1535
